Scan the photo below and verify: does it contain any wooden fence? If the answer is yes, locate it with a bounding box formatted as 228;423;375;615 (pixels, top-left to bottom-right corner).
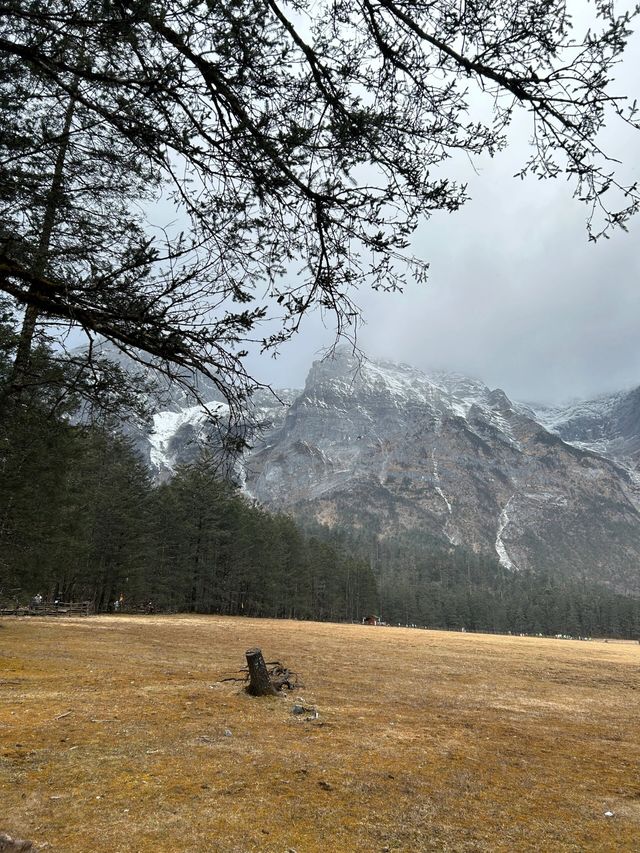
0;601;94;617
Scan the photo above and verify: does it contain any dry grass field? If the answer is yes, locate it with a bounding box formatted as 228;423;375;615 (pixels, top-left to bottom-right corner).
1;615;639;852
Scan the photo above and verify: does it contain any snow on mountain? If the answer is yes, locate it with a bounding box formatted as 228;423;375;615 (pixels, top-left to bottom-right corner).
531;386;640;465
534;394;623;433
297;351;524;450
148;402;228;475
495;495;518;571
139;348;529;476
144;387;300;479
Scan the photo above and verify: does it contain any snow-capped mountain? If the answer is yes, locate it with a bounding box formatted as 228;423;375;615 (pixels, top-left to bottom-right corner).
118;345;640;594
238;348;640;593
533;387;640;465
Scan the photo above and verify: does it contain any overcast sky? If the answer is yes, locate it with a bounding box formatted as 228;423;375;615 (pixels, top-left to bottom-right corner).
245;7;640;406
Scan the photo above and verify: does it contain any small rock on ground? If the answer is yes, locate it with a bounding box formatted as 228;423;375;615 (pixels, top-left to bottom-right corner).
0;832;33;852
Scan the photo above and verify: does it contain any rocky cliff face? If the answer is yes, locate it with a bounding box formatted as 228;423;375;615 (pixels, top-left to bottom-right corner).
131;346;640;594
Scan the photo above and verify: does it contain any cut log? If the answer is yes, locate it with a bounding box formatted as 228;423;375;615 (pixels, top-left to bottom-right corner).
245;648;278;696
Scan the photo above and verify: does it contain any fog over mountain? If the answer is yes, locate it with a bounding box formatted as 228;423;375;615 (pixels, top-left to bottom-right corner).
242;171;640;407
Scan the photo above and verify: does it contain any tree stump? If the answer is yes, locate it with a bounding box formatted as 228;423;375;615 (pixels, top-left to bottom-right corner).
245;647;278;696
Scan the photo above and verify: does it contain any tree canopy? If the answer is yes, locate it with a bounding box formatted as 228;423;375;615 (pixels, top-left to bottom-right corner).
1;0;639;413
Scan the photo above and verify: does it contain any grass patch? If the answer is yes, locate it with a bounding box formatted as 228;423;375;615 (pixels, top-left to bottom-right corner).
1;616;639;851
